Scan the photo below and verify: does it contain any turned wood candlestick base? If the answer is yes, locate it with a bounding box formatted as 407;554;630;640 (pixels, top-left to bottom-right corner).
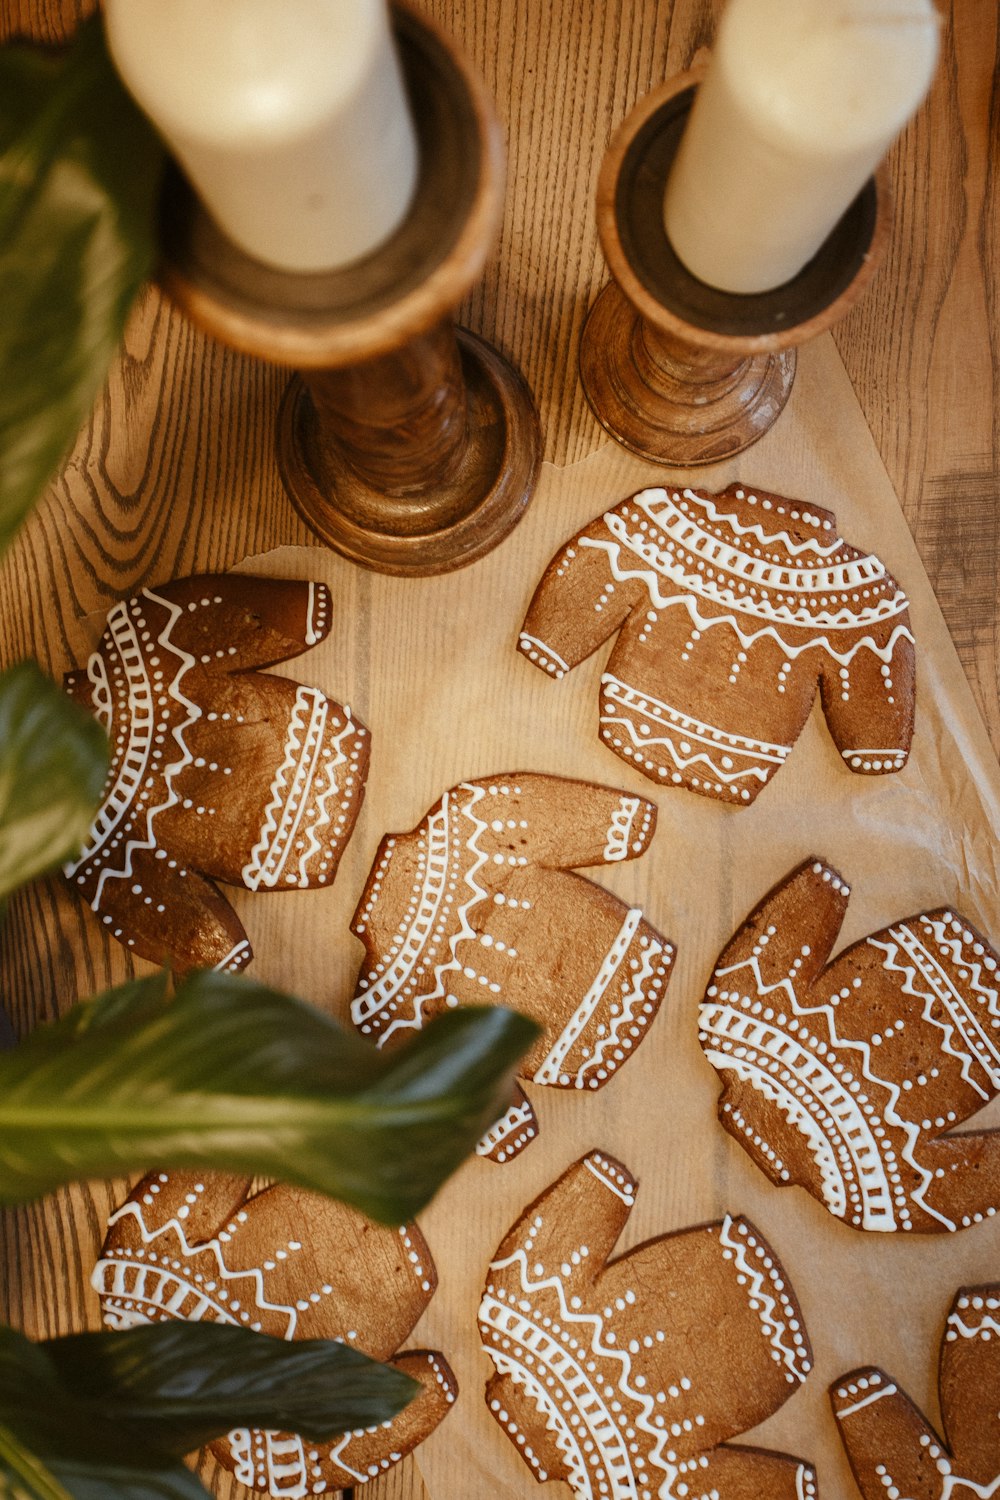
580;71;890;467
157;4;541;575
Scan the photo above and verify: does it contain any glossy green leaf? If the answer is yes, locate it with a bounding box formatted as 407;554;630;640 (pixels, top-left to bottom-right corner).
0;1320;416;1499
0;1423;73;1500
0;662;108;901
0;18;164;550
0;970;538;1221
45;1323;418;1455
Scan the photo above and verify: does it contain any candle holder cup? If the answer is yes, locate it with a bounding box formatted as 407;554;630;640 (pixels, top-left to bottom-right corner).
157;3;541;575
580;70;890;466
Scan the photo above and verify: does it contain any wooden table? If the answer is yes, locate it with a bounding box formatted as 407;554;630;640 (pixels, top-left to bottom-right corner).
0;2;997;1498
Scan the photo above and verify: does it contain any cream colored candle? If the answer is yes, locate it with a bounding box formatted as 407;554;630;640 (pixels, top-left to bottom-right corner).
663;0;939;294
104;0;419;273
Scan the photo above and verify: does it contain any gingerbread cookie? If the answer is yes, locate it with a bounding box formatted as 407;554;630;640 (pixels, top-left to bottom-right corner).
479;1149;815;1499
63;575;369;973
831;1284;1000;1498
519;483;915;804
350;773;673;1162
699;857;1000;1232
93;1170;456;1494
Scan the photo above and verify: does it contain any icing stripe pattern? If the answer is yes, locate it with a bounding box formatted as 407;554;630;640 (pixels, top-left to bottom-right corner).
701;861;1000;1233
518;484;916;806
350;776;670;1161
481;1153;814;1500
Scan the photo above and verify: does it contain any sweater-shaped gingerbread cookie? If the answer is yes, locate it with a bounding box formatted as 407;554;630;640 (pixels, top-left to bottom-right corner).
699;858;1000;1232
350;773;673;1163
831;1284;1000;1499
479;1150;816;1500
64;575;369;973
93;1170;456;1495
519;484;915;804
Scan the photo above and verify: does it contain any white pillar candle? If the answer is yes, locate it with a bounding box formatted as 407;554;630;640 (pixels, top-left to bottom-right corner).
663;0;939;295
104;0;419;274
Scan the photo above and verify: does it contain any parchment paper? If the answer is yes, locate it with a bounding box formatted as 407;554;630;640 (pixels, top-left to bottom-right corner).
198;332;1000;1499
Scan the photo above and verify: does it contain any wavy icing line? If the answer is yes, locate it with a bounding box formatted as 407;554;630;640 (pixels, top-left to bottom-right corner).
367;784;494;1048
483;1245;675;1494
874;921;1000;1097
583;535;914;661
603;496;903;610
82;589;201;907
717;1216;809;1383
95;1191;299;1335
712;931;953;1231
534;909;643;1085
666;486;843;558
701;1005;894;1227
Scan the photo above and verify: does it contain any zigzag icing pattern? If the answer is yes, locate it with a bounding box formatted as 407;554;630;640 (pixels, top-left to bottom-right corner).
352;785;495;1044
535;910;661;1087
601;675;789;798
873;918;1000;1098
93;1184;296;1335
680;486;845;558
703;920;943;1232
67;588;200;904
600;489;909;625
701;871;1000;1233
476;1094;538;1162
242;687;360;890
583;533;915;663
480;1192;811;1500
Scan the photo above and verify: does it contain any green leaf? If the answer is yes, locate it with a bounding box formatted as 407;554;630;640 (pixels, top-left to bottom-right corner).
0;1423;73;1500
0;662;109;899
0;1326;205;1500
44;1324;418;1456
0;1320;414;1499
0;18;165;550
0;1326;415;1498
0;970;539;1221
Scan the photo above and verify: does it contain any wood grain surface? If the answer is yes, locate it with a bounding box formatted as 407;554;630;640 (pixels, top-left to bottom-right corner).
0;2;997;1499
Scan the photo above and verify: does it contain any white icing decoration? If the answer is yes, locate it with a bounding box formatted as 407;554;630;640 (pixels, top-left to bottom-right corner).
519;631;569;677
836;1381;899;1419
602;795;644;861
601;489;909;623
481;1175;809;1500
243;686;355;890
66;589;200;899
581;533;914;663
476;1095;538;1161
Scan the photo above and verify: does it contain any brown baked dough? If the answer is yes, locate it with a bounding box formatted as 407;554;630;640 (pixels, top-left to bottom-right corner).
479;1149;816;1499
63;574;369;973
93;1170;456;1495
518;483;915;804
350;773;674;1162
831;1284;1000;1498
699;857;1000;1232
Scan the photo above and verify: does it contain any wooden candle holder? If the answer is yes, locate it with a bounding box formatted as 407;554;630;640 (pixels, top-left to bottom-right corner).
157;4;541;575
580;70;891;467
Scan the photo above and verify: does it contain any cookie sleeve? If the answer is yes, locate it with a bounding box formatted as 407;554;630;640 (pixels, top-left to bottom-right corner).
708;857;849;998
686;1445;817;1500
939;1285;1000;1473
469;773;656;870
518;512;646;679
487;1150;637;1291
831;1368;944;1500
76;845;252;974
817;618;915;776
141;576;334;672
